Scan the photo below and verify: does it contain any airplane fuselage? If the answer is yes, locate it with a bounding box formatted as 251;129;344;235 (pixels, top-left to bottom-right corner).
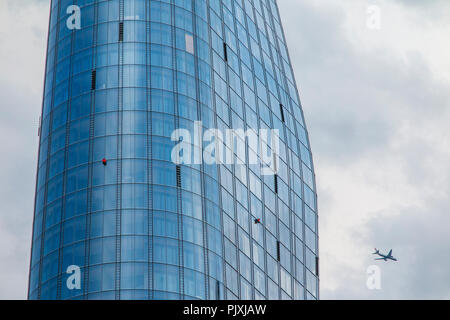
373;249;397;261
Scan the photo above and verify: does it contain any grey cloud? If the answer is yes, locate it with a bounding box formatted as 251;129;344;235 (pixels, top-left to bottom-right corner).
0;0;47;299
280;0;450;166
0;78;39;299
279;0;450;299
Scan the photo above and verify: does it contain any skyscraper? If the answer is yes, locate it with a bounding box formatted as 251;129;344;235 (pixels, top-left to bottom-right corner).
29;0;318;300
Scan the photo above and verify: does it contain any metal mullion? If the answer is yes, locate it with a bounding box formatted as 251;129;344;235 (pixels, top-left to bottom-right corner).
115;0;124;300
145;0;153;300
169;0;184;299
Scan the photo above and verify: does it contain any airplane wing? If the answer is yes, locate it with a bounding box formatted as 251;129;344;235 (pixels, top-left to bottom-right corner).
375;258;385;260
388;249;393;257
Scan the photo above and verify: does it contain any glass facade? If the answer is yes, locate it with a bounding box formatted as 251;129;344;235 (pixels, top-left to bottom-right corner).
29;0;318;300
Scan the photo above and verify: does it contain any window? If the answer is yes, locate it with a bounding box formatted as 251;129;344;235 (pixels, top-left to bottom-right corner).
184;269;206;299
185;34;194;54
183;242;205;272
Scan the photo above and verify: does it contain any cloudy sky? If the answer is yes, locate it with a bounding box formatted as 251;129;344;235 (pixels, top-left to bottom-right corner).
0;0;449;300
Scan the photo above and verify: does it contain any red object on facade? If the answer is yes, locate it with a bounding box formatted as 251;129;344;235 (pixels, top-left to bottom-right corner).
102;158;107;166
254;218;261;224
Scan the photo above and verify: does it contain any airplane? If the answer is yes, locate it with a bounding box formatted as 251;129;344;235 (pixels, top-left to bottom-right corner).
373;248;397;261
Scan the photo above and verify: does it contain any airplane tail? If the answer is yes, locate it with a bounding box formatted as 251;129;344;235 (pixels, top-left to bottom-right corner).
372;248;379;254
